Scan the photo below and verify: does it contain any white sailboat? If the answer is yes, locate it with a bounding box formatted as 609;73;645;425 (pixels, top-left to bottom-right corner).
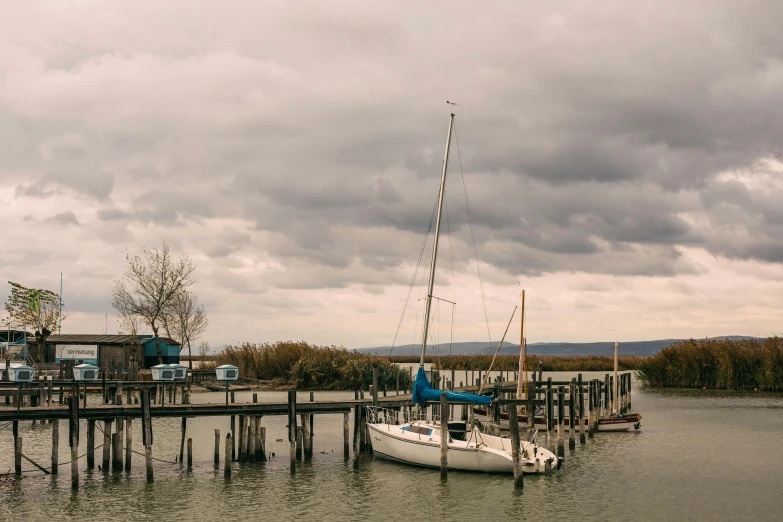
367;112;559;474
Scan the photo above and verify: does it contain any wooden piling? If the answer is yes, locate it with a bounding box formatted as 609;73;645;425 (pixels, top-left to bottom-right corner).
125;418;132;471
288;390;296;472
69;396;79;489
604;374;610;417
86;419;95;469
187;438;192;470
579;384;586;444
248;416;256;462
224;433;232;479
309;392;314;458
112;432;121;471
230;392;236;461
14;421;22;476
628;372;632;410
243;416;251;461
140;389;153;483
439;394;448;480
260;426;267;462
238;415;244;462
51;419;59;475
569;380;576;450
556;386;565;459
179;417;187;464
343;412;350;459
102;419;112;471
214;429;220;465
296;425;303;460
301;413;311;460
509;402;523;489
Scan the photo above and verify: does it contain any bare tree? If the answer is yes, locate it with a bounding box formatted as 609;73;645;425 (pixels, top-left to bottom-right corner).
5;281;64;362
111;242;195;365
166;290;208;369
198;341;210;362
117;311;144;367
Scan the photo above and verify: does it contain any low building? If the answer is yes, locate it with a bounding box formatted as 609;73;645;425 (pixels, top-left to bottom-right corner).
45;334;181;371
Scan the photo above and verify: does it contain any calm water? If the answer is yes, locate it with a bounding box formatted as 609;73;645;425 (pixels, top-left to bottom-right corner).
2;372;783;521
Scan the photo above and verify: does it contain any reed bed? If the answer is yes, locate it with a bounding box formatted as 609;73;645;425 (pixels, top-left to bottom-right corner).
418;354;645;371
208;341;410;390
636;337;783;390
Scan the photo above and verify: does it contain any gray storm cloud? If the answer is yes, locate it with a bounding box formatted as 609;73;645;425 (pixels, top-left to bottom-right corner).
1;1;783;345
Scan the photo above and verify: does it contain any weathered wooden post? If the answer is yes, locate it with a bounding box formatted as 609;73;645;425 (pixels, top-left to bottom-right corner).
579;383;586;444
288;390;297;473
179;417;187;464
343;412;350;459
439;394;448;480
102;419;113;471
214;429;220;465
587;380;594;438
69;396;79;489
309;392;314;457
556;386;565;459
230;391;236;460
628;372;632;411
238;415;245;462
86;419;95;469
604;374;610;417
13;421;21;476
51;419;59;475
125;418;132;471
296;425;303;460
509;402;523;489
569;380;576;450
546;378;553;441
224;433;232;479
248;416;256;462
372;368;379;407
353;391;360;454
260;426;267;462
187;438;192;470
111;432;121;471
140;389;154;483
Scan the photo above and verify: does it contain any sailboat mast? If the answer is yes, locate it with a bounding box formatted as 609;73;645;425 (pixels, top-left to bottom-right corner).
516;289;525;398
419;113;455;366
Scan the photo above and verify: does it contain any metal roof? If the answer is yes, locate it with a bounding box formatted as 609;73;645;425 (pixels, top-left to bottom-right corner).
46;334;137;345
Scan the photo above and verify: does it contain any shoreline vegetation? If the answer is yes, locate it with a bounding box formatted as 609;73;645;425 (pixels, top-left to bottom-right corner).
191;337;783;392
636;337;783;391
202;341;411;391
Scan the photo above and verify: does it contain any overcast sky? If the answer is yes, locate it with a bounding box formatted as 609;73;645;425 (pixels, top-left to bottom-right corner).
2;1;783;349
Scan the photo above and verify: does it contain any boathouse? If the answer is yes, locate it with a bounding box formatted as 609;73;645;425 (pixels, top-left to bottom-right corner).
44;334;181;370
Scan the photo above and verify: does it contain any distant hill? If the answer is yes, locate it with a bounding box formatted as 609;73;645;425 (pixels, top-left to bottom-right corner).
355;336;760;357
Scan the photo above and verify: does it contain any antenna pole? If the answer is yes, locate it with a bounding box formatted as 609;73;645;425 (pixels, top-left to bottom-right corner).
419;113;455;367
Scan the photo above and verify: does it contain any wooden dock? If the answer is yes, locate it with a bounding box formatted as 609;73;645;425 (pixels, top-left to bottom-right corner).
1;368;636;487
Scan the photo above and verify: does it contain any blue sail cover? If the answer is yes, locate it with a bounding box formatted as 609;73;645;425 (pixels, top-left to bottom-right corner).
411;366;492;405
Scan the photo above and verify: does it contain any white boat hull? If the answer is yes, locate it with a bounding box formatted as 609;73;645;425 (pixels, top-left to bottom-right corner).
367;421;558;474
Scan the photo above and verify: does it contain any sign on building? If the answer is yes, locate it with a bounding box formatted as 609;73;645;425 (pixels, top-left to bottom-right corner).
56;344;98;363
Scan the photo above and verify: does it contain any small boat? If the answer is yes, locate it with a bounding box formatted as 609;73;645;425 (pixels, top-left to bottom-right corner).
367;112;560;473
367;407;559;474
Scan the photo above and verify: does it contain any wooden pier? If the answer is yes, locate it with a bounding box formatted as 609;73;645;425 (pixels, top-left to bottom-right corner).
1;369;637;488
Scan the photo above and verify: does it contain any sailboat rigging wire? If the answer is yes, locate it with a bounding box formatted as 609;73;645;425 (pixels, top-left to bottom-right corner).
478;304;518;395
453;121;493;352
389;191;441;356
445;196;457;356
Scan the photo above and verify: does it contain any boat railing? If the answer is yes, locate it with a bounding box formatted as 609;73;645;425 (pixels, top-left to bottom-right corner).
366;405;429;425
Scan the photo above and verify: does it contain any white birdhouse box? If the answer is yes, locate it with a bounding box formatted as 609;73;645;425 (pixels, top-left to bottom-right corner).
151;364;176;381
172;364;188;380
73;363;99;381
9;365;34;382
215;364;239;382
